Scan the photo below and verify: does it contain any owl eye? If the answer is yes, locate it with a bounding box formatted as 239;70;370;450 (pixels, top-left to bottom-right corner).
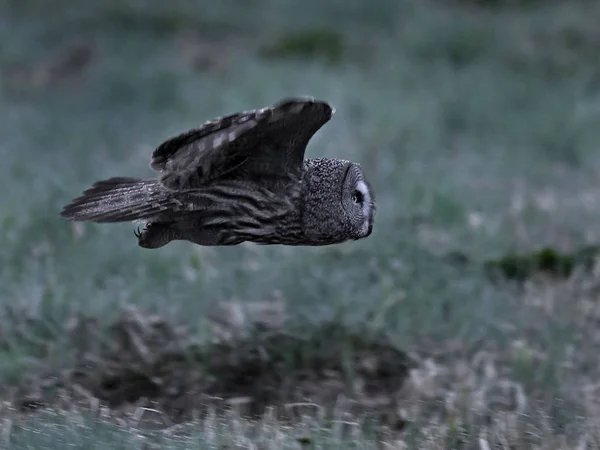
352;190;363;204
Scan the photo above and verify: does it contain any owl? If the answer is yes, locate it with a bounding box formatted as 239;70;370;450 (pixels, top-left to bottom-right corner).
60;97;376;248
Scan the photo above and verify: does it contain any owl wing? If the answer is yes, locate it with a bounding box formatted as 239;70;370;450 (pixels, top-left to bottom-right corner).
149;97;334;190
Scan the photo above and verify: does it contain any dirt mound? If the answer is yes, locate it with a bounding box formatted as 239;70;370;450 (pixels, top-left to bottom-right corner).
8;305;415;428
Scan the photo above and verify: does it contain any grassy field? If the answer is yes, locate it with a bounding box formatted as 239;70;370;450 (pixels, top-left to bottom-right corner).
1;0;600;447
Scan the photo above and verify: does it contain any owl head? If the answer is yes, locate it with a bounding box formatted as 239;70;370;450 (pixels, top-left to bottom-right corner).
302;158;375;244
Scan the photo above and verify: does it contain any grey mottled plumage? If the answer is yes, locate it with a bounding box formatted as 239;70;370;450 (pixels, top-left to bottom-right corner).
60;97;376;249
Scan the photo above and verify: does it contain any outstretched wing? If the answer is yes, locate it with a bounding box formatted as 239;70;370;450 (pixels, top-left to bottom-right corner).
150;97;334;190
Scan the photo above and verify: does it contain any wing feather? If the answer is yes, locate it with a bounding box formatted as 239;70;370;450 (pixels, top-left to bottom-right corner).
150;97;334;190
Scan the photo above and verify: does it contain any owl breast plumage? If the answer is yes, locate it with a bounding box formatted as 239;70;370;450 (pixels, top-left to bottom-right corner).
60;97;376;249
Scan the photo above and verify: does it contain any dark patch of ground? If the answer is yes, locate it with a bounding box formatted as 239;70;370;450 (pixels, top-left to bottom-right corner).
2;305;415;430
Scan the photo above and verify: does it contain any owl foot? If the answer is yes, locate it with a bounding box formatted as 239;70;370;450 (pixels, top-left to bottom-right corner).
133;224;150;246
135;222;174;249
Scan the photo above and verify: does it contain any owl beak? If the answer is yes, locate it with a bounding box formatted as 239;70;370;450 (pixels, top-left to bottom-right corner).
355;219;373;240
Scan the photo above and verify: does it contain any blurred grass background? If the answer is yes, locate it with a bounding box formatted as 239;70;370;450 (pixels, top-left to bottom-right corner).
1;0;600;447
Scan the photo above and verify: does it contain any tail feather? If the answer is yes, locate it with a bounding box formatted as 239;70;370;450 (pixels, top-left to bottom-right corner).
60;177;172;223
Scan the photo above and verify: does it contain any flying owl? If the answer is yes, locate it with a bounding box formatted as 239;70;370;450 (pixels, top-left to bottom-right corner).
60;97;376;249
